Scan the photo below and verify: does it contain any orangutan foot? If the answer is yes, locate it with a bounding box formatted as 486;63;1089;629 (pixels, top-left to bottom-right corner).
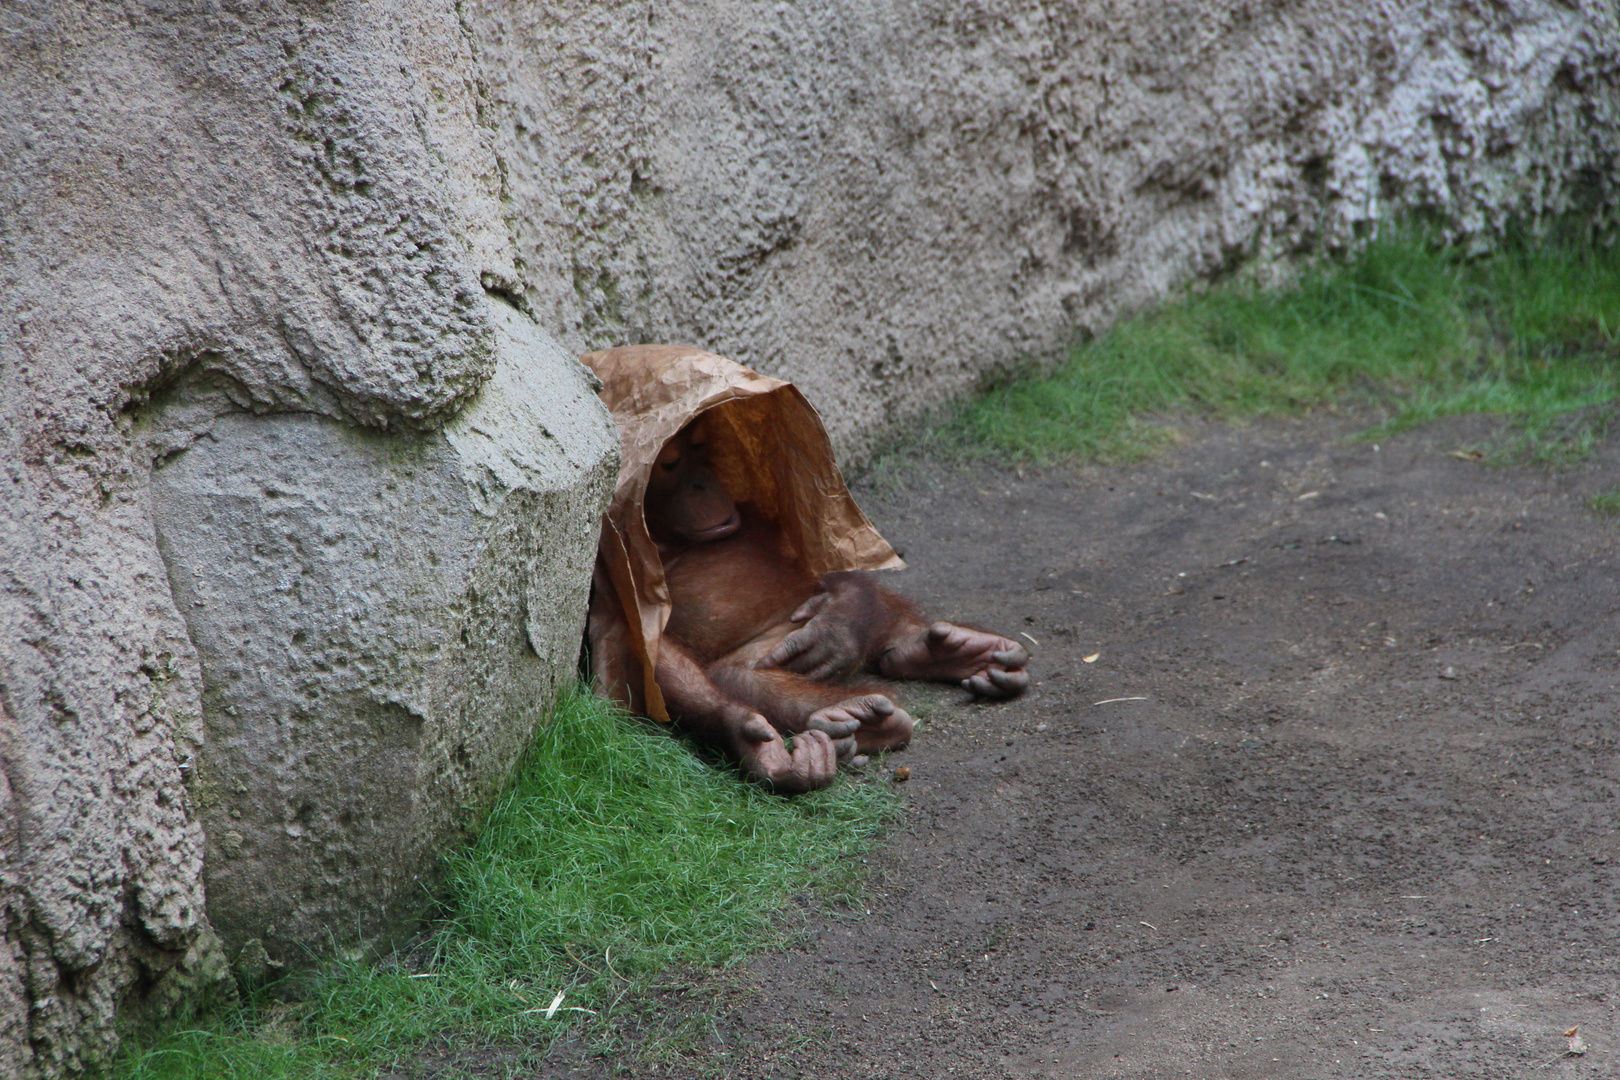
807;693;914;756
880;621;1031;699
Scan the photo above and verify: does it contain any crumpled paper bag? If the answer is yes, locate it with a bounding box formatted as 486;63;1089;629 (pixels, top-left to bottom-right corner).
582;345;904;722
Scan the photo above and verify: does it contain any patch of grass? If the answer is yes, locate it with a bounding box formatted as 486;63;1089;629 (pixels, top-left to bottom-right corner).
957;226;1620;464
1587;488;1620;517
117;688;899;1079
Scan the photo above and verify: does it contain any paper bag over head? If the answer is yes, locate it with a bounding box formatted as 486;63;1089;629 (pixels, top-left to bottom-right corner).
582;344;904;721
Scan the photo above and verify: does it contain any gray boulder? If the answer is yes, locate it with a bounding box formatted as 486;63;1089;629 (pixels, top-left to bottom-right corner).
147;300;615;967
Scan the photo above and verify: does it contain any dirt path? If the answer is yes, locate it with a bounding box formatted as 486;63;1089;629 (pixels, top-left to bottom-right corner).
555;413;1620;1079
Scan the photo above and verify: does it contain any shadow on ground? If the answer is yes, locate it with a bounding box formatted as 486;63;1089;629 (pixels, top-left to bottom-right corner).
530;412;1620;1079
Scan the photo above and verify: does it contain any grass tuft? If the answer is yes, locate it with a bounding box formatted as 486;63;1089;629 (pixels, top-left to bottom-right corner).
118;688;898;1079
1587;488;1620;517
955;227;1620;464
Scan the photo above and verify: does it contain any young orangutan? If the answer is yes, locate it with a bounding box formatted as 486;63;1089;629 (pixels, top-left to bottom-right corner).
646;415;1030;793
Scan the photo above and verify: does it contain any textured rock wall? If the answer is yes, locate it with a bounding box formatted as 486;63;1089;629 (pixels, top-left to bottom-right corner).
0;2;616;1076
3;0;1616;1075
612;0;1620;461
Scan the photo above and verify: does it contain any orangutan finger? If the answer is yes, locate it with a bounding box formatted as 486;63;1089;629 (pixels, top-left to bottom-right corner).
796;729;836;785
779;636;835;675
741;714;778;744
806;714;862;739
963;673;1008;697
852;694;895;720
763;629;816;669
789;592;831;623
963;668;1026;698
802;656;844;681
989;668;1029;693
993;646;1030;667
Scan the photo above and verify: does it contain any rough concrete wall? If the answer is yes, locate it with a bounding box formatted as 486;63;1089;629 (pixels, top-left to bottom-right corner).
610;0;1620;461
457;0;655;342
0;2;615;1076
456;0;1618;452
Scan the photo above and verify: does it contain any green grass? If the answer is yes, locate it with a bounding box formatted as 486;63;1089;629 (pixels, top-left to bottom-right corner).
1588;488;1620;517
117;688;899;1079
955;226;1620;464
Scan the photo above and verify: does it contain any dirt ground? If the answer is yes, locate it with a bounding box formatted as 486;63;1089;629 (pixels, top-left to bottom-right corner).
556;411;1620;1079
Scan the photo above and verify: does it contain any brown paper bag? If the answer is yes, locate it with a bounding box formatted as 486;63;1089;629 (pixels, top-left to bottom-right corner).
582;345;904;721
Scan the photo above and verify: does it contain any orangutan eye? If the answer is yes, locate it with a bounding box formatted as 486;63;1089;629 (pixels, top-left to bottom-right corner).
660;459;679;471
